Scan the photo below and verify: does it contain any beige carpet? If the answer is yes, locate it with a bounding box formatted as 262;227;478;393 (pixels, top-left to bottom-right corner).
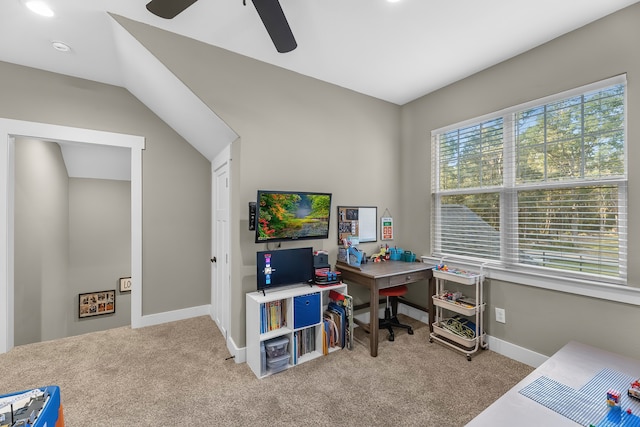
0;315;533;426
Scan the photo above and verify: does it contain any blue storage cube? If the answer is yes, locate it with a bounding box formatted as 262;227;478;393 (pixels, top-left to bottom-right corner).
293;293;321;329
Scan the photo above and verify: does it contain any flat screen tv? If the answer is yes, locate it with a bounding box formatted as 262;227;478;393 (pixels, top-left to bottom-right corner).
256;247;314;292
255;190;332;243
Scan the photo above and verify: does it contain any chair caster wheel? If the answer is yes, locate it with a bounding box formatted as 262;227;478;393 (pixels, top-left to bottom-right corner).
467;355;472;361
429;337;433;343
388;334;395;342
408;328;414;335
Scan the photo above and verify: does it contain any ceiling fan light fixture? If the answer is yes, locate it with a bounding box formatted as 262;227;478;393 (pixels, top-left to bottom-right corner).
24;0;54;17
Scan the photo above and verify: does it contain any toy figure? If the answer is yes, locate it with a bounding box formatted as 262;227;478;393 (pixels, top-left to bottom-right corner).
628;379;640;400
607;389;621;407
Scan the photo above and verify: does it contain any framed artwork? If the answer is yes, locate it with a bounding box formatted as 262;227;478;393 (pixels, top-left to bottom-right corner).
79;290;115;318
119;277;132;293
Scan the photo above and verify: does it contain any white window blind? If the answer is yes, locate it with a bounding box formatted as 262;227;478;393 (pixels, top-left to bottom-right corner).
431;76;627;284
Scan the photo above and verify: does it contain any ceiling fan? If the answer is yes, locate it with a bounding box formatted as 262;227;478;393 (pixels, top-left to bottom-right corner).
145;0;297;53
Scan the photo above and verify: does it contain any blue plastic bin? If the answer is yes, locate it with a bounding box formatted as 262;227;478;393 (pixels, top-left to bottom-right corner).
293;293;321;329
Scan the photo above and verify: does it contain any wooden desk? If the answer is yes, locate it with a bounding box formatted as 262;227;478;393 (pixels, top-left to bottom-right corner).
335;261;434;357
468;341;640;426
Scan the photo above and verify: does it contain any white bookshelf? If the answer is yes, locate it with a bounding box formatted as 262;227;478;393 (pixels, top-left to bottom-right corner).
246;282;349;378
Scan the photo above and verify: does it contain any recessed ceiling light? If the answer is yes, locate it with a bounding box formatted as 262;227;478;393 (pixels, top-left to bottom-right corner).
24;0;54;17
387;0;402;3
51;41;71;52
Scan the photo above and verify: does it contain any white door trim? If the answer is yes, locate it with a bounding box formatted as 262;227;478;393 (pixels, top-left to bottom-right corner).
0;119;145;353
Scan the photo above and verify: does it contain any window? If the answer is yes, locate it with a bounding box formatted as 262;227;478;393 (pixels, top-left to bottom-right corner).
431;76;627;284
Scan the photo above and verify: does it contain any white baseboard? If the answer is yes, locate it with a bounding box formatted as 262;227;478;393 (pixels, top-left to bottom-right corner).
354;302;430;325
484;336;547;368
398;303;430;325
137;304;211;328
228;335;246;364
398;302;547;368
137;305;248;363
1;300;241;363
205;301;548;369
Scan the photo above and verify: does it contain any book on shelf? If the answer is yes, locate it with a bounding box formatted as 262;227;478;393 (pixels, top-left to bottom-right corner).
293;333;297;365
327;302;346;348
343;294;353;350
294;327;316;359
323;314;339;349
260;299;287;333
322;319;330;355
321;291;354;351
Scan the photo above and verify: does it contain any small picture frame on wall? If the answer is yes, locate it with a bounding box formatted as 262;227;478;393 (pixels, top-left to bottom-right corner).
79;290;115;318
119;277;132;293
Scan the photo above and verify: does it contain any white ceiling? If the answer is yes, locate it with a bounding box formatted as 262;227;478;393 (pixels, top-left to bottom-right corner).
2;0;638;179
58;141;131;181
2;0;638;105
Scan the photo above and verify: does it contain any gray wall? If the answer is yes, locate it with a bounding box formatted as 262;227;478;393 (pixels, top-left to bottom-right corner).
68;178;131;336
113;9;640;355
14;138;69;345
400;4;640;358
111;15;403;348
14;138;132;344
6;4;639;358
0;62;212;323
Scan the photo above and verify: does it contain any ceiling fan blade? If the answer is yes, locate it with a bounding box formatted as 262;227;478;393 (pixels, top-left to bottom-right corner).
146;0;198;19
251;0;297;53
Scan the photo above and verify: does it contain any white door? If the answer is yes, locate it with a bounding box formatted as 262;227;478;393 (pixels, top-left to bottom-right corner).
212;146;230;340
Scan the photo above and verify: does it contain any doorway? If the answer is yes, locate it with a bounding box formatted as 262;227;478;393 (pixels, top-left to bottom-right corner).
15;138;133;344
211;145;231;343
0;119;144;354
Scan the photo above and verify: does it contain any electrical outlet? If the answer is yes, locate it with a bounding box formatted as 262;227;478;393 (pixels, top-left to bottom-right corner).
495;307;506;324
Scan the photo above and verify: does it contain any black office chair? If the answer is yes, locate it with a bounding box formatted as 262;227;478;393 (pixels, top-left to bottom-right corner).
379;285;414;342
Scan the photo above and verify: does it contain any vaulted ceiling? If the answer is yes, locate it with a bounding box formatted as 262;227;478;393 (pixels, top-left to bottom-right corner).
4;0;638;104
2;0;638;175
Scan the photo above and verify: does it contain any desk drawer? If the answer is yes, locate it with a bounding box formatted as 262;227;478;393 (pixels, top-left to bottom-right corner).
388;269;430;286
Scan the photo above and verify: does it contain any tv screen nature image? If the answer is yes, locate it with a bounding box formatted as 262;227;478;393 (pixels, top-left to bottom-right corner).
256;191;331;242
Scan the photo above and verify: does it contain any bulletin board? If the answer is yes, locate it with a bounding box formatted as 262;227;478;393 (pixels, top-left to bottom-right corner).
337;206;377;244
